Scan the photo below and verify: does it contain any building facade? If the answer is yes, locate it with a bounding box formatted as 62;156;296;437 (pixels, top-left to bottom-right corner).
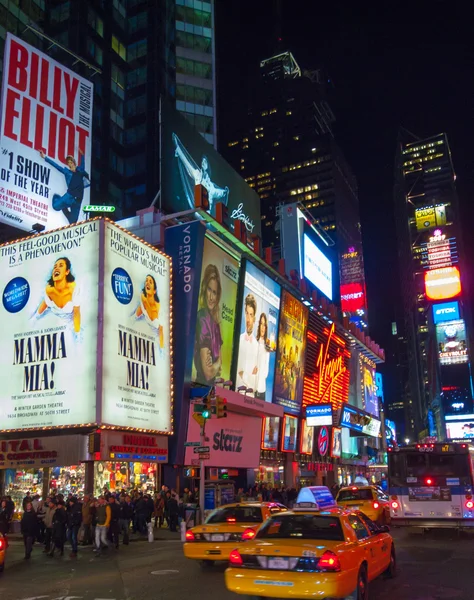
223;51;369;329
394;131;473;441
0;0;217;230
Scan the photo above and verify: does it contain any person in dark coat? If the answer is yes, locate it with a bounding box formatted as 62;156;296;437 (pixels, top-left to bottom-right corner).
166;492;179;532
67;497;82;557
21;501;38;559
50;501;67;557
108;496;121;549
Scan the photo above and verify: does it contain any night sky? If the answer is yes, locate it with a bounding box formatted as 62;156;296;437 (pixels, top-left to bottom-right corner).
216;1;474;404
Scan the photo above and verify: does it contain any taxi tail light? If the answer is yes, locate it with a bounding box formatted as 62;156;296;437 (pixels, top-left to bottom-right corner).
391;501;399;510
318;551;341;572
241;528;257;541
185;530;195;542
466;500;474;510
229;549;243;566
373;502;380;509
0;538;4;550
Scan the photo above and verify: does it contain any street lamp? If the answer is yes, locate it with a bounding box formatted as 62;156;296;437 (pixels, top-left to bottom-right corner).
404;438;410;445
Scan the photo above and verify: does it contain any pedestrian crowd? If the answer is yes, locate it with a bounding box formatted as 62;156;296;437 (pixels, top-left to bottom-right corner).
235;484;299;506
0;485;193;560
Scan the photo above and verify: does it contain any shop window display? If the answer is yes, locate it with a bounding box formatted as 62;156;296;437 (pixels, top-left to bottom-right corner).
94;461;157;497
5;468;43;515
50;465;85;497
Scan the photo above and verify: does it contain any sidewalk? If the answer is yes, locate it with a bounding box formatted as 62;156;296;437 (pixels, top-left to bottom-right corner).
6;526;181;544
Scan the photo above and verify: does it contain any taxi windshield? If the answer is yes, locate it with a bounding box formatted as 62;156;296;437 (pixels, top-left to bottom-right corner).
337;489;373;502
257;514;344;541
206;506;263;524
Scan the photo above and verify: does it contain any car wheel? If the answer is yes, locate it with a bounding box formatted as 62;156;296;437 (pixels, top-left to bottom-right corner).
345;565;369;600
199;559;215;568
383;545;397;579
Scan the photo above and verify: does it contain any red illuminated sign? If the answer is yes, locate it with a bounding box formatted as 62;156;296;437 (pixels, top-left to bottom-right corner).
340;282;366;313
425;266;461;301
303;315;351;411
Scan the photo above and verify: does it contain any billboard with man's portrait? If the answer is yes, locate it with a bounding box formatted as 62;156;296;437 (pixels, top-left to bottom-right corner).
235;262;281;402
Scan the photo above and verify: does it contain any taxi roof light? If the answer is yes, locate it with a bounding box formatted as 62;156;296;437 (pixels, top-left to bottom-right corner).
185;530;195;542
229;549;243;566
318;550;341;572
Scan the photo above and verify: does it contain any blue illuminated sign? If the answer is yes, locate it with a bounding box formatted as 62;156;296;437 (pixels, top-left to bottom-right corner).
306;405;332;426
433;301;460;324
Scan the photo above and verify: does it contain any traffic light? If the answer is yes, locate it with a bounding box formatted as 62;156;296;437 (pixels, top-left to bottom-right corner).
202;392;212;419
216;396;227;419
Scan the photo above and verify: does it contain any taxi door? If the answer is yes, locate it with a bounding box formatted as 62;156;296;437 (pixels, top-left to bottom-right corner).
347;514;382;580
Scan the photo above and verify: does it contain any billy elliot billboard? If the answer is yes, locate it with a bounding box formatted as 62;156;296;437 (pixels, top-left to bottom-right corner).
302;312;351;411
0;34;93;232
0;219;172;433
160;98;261;238
273;291;308;414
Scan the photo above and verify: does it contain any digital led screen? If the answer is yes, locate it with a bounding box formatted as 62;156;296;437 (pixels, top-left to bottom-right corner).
445;415;474;440
303;234;332;300
436;319;468;366
425;267;461;301
433;301;460;324
415;205;446;232
340;282;365;313
300;419;314;455
331;427;342;458
341;405;381;438
261;416;280;450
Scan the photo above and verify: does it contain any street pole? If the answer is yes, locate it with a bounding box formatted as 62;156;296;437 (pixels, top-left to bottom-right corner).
199;420;206;524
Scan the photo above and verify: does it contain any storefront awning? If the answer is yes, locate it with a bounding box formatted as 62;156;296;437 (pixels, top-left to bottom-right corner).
215;386;284;419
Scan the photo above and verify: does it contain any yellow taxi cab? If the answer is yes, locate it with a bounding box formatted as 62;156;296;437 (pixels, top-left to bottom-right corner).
225;487;396;600
336;485;391;525
184;502;287;567
0;532;5;574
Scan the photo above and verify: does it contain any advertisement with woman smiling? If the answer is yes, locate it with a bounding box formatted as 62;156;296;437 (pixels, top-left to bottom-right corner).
0;221;100;430
192;237;240;386
102;222;172;433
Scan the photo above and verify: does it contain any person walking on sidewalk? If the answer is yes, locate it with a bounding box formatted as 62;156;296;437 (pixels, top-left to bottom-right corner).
67;497;83;558
43;499;56;553
108;496;120;549
81;494;93;546
0;500;10;546
119;495;133;545
21;502;38;559
50;501;67;557
95;496;111;555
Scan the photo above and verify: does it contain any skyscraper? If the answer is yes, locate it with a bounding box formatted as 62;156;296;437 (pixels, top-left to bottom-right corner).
394;131;472;440
0;0;217;231
223;51;368;327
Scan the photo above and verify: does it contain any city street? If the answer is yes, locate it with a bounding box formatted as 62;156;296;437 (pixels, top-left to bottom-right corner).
1;528;473;600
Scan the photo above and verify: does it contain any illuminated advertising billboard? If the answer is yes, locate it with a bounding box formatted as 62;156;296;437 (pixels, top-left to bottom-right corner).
445;415;474;440
281;414;298;452
425;266;461;301
436;319;468;366
331;427;342;458
261;416;280;450
340;282;366;313
0;34;94;232
385;419;397;447
236;262;281;402
303;233;332;300
300;419;314;455
415;205;446;232
306;404;332;427
161;98;261;237
341;405;381;437
273;291;308;414
433;301;460;324
192;237;240;386
421;230;458;270
303;313;351;411
0;220;172;433
360;357;379;418
102;222;172;432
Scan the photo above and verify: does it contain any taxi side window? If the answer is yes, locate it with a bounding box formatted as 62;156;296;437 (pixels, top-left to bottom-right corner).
359;513;379;536
348;514;370;540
